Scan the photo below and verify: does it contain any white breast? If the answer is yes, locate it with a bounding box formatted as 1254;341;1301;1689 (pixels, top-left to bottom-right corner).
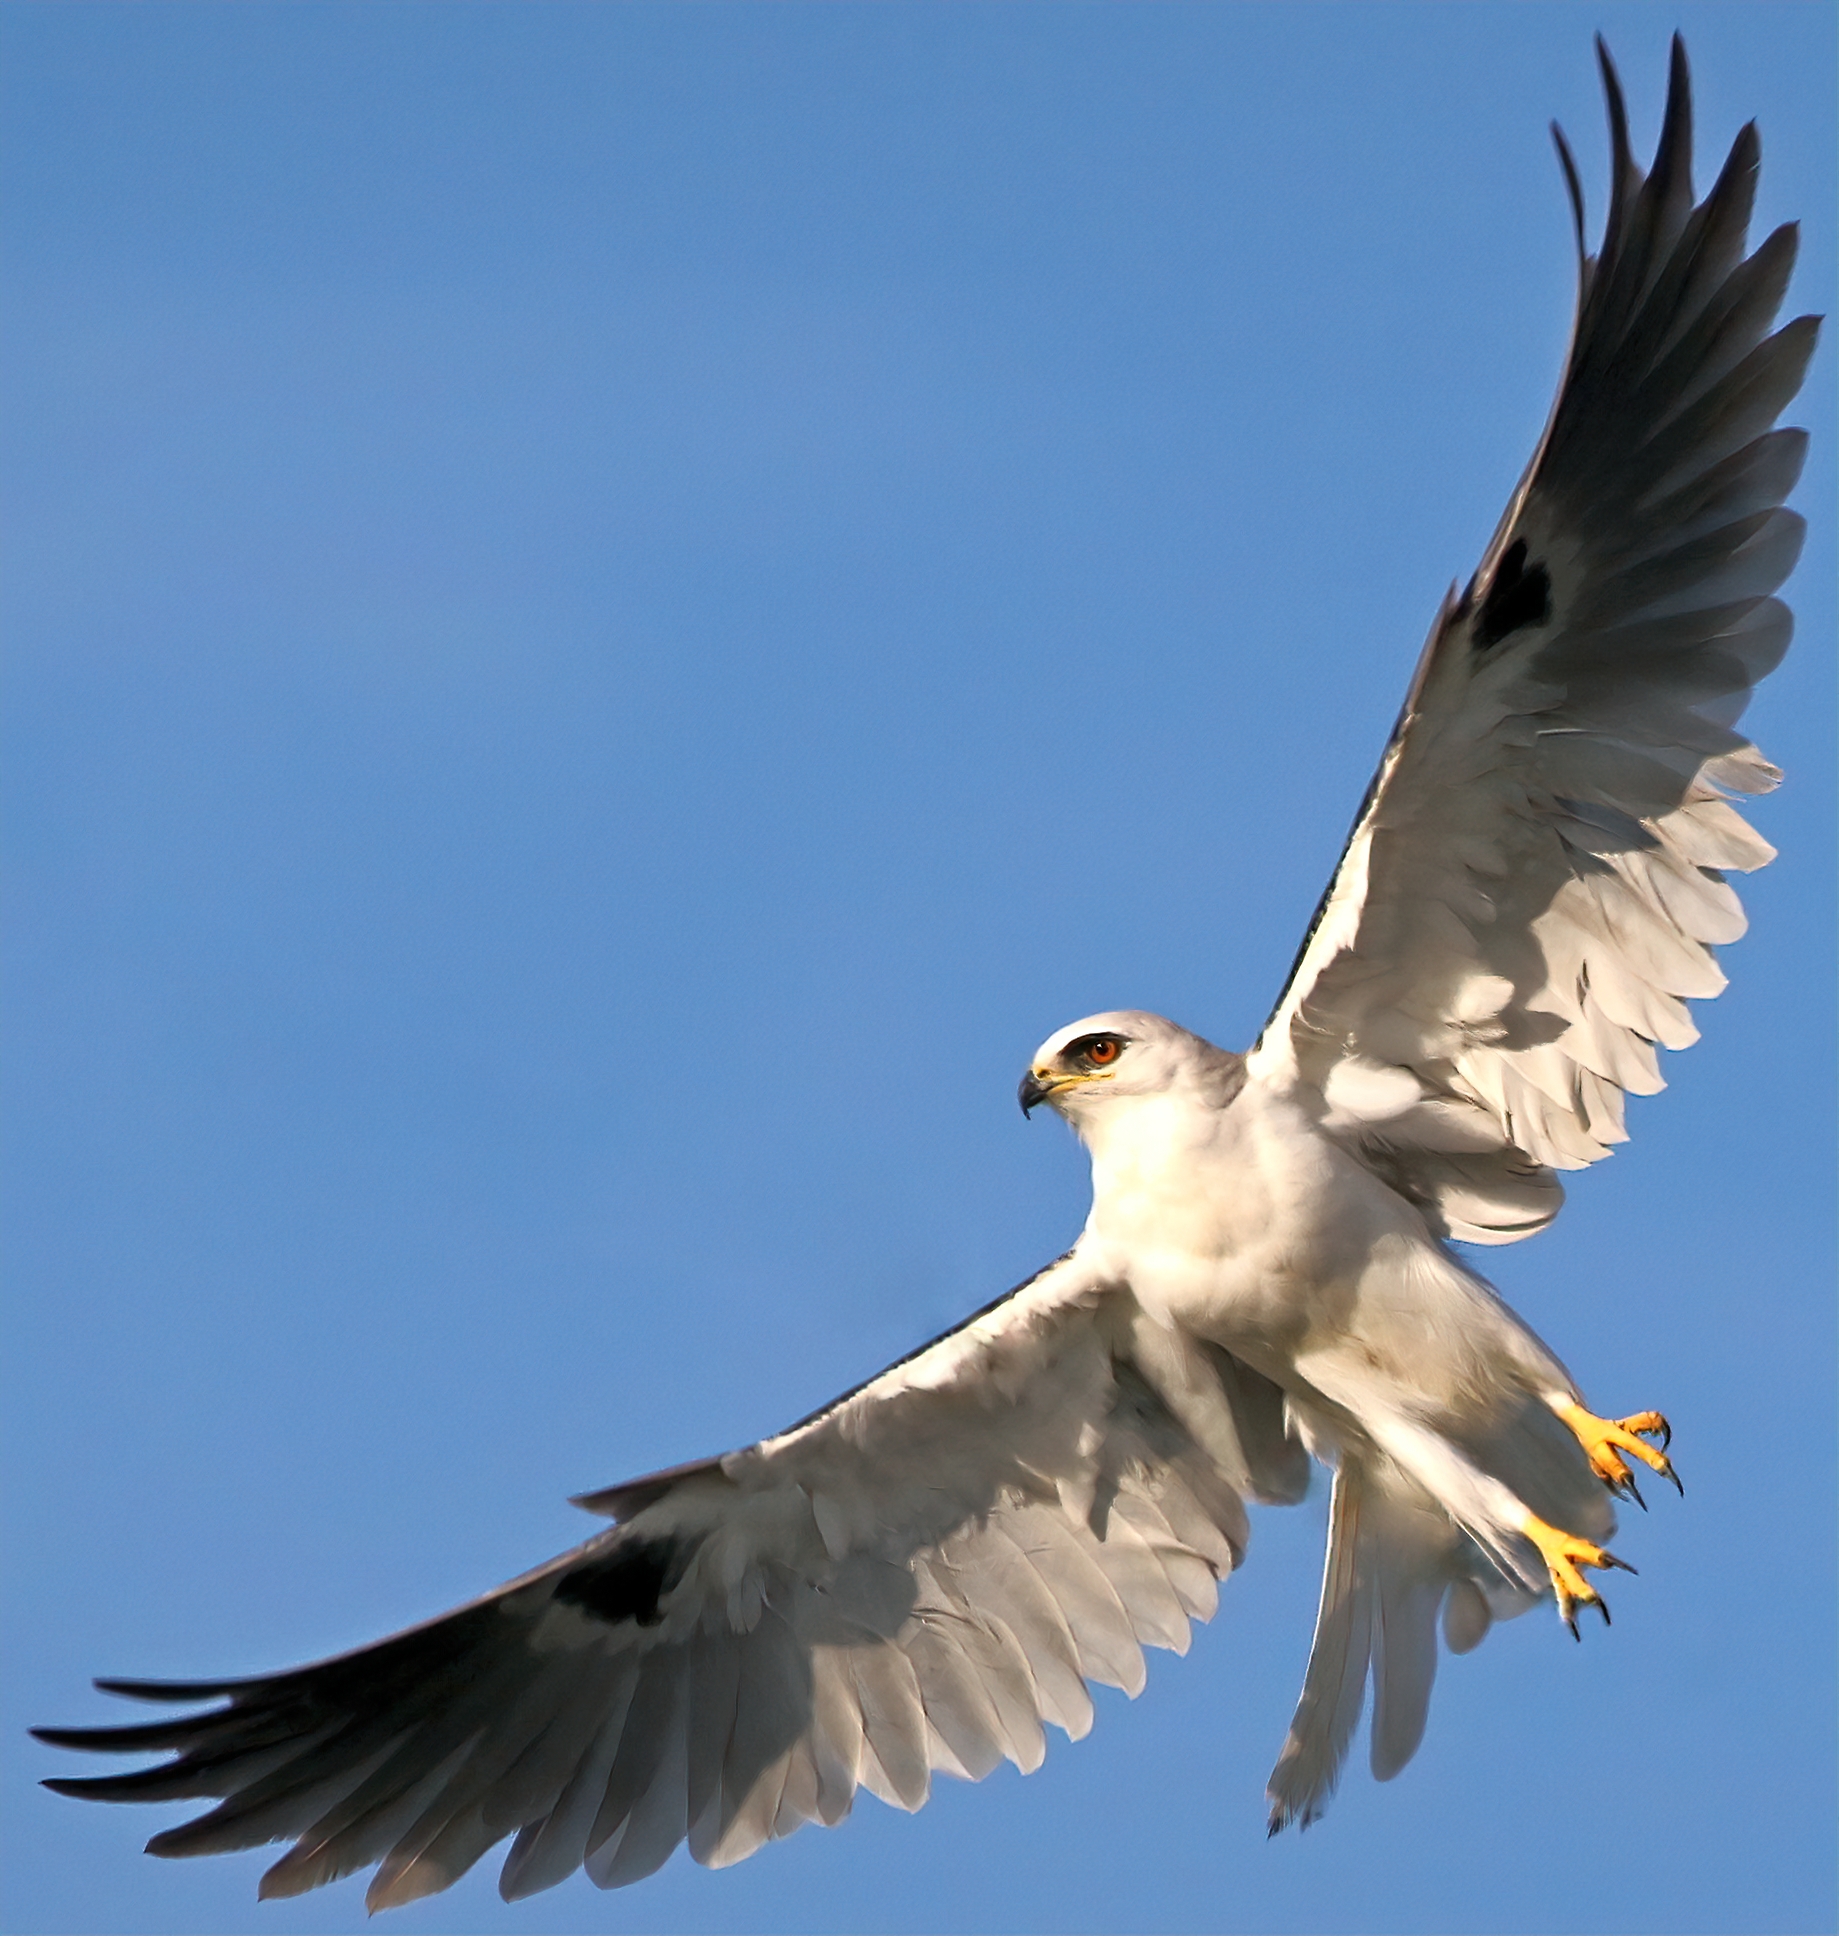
1079;1080;1424;1360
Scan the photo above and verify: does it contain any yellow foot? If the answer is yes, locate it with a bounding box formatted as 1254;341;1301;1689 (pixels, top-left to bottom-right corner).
1520;1511;1636;1639
1552;1400;1682;1506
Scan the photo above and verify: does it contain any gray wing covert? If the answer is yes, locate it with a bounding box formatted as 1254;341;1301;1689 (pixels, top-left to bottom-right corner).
35;1253;1299;1909
1246;40;1818;1242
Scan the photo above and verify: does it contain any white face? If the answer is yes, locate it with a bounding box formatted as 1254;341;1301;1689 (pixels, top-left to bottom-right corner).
1018;1009;1196;1123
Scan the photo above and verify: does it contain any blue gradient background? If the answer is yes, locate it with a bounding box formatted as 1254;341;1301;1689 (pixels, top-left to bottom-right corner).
4;6;1832;1933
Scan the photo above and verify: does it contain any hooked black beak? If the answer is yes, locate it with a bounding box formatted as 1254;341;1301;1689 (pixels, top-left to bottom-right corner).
1018;1069;1055;1117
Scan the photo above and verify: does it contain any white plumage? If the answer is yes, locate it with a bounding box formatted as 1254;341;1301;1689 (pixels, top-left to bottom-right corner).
36;38;1816;1909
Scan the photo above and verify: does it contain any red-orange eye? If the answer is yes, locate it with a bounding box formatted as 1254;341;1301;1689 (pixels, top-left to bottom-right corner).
1085;1037;1121;1066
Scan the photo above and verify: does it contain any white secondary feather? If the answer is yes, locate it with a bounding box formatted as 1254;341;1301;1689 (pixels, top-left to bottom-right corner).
35;37;1815;1912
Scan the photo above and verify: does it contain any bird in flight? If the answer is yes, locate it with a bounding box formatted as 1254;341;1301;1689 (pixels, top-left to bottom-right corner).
37;38;1817;1912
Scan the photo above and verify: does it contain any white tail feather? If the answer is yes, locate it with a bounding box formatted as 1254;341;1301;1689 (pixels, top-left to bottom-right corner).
1266;1459;1477;1829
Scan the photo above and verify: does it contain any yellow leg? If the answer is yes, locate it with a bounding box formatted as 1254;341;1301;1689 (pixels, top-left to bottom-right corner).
1552;1399;1682;1504
1520;1511;1635;1638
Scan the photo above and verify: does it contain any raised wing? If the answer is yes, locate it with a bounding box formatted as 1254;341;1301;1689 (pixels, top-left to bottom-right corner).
35;1252;1304;1909
1245;39;1818;1244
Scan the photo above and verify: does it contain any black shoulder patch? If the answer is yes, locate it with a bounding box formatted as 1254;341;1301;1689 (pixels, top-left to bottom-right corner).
554;1535;694;1627
1473;538;1552;649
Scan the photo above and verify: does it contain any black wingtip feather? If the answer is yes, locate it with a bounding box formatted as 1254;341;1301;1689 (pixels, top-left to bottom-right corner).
32;1710;239;1752
40;1764;210;1803
1591;38;1642;295
35;1722;172;1752
1551;122;1587;262
1666;33;1690;108
1709;120;1762;230
1649;36;1694;210
1596;35;1629;170
93;1675;245;1705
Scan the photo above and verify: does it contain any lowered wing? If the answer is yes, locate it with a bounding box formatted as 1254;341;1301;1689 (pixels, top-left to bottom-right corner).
1245;38;1817;1244
35;1250;1304;1909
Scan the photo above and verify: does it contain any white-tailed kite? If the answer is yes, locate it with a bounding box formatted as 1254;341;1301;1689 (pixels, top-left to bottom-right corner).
37;38;1817;1911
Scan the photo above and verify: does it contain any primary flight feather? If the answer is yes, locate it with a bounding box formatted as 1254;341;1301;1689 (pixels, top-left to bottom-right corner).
36;38;1817;1908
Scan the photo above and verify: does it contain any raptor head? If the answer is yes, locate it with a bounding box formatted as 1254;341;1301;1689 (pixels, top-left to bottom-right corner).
1018;1010;1222;1126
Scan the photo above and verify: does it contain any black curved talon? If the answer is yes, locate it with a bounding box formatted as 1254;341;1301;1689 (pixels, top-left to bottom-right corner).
1602;1552;1637;1575
1622;1475;1648;1511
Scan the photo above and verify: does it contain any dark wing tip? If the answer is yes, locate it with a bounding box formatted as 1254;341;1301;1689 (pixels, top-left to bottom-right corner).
93;1675;241;1704
40;1768;185;1803
34;1711;225;1752
1592;35;1641;268
1595;35;1629;159
1551;121;1587;259
33;1723;121;1750
1721;118;1763;195
1649;35;1694;205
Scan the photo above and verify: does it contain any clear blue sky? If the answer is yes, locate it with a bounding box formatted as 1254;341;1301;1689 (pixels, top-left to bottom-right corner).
3;7;1832;1933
